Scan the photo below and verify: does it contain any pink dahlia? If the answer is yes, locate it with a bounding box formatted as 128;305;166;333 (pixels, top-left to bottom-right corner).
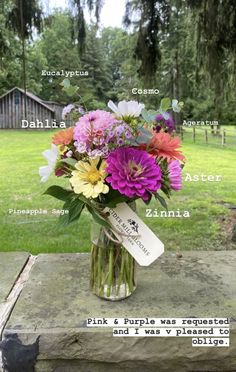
73;110;117;156
106;148;162;200
168;160;182;191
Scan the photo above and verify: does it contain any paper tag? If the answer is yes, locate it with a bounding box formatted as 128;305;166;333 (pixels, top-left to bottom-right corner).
104;203;164;266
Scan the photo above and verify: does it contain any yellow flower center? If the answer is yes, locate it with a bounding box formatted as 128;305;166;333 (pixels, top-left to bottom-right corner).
128;160;143;175
86;168;101;184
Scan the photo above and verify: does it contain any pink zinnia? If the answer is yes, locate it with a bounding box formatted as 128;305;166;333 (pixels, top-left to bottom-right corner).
168;160;182;191
106;148;162;201
73;110;117;155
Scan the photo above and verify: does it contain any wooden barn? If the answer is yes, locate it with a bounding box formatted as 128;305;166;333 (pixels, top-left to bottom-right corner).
0;87;66;129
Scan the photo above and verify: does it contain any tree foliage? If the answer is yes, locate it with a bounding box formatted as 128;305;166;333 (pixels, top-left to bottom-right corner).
69;0;103;53
124;0;170;83
0;2;236;123
5;0;42;38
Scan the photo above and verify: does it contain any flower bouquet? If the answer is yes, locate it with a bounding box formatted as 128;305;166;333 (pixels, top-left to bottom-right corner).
39;98;185;301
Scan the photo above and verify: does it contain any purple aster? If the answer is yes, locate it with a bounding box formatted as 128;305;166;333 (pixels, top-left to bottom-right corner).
117;138;124;146
154;113;175;133
168;160;182;191
62;104;74;119
125;130;132;139
115;125;125;136
106;148;162;200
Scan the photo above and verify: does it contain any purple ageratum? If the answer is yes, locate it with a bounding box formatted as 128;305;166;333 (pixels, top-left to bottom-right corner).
154;113;175;133
106;148;162;201
168;160;182;191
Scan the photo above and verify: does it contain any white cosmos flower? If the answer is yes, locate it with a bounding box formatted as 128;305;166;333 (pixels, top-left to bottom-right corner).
108;100;145;118
39;144;59;182
172;99;184;113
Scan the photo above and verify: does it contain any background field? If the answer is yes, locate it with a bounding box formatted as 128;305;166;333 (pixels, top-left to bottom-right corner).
0;130;235;254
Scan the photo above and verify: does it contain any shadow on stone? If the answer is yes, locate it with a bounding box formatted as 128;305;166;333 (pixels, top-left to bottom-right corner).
0;334;39;372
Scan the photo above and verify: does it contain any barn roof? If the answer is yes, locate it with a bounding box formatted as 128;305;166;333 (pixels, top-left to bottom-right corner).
0;87;55;113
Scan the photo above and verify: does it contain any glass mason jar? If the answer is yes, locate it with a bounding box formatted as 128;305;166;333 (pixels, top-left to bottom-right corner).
90;202;137;301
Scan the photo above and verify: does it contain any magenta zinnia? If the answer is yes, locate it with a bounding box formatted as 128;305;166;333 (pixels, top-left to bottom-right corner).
168;160;182;191
106;148;162;200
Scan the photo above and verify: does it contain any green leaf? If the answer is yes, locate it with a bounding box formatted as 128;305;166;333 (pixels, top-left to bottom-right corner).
68;199;85;223
143;192;152;205
59;198;84;226
44;186;73;202
155;193;168;210
128;139;139;146
160;97;171;112
161;186;171;199
61;158;77;167
141;109;151;122
86;205;111;229
62;85;79;97
135;126;153;144
141;109;158;123
147;109;158;121
102;189;129;207
138;126;153;138
106;195;129;208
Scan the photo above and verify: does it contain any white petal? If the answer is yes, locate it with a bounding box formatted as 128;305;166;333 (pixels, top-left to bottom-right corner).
163;112;170;120
42;144;59;168
118;101;129;116
42;148;57;164
172;99;181;113
42;149;53;162
107;100;120;116
128;101;145;116
136;103;145;116
51;143;59;155
39;165;51;182
109;100;145;118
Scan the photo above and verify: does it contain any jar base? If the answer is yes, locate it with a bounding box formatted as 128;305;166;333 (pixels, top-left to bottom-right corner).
92;283;137;301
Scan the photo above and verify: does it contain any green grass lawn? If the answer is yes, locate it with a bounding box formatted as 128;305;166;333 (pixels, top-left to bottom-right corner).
0;130;236;254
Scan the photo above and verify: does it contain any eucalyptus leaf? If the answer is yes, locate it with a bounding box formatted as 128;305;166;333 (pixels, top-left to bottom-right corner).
141;109;151;122
141;109;158;123
138;126;153;138
63;85;79;97
160;97;171;112
60;78;70;88
136;134;151;144
128;139;139;146
147;109;158;121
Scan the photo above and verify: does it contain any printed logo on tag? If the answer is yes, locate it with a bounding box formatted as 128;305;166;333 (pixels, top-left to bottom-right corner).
104;203;164;266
